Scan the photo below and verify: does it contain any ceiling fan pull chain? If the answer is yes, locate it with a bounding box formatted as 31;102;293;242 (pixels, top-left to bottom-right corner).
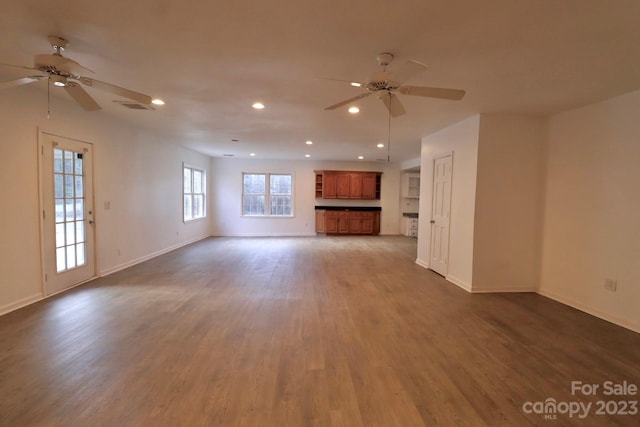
387;96;391;162
47;76;51;119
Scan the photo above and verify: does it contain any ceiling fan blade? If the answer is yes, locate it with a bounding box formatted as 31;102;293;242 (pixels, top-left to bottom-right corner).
0;76;45;91
379;92;406;117
324;92;372;110
0;62;40;72
398;85;466;100
318;77;366;87
392;60;429;84
65;81;101;111
61;57;95;76
78;77;152;105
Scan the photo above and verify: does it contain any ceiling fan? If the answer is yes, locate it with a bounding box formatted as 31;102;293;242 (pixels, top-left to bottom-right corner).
0;35;155;111
324;53;465;117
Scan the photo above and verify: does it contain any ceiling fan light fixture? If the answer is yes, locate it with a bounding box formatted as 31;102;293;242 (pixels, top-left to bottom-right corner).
252;102;265;110
350;82;362;87
357;155;364;160
151;98;165;105
377;143;385;148
51;75;67;87
305;140;313;145
348;106;359;114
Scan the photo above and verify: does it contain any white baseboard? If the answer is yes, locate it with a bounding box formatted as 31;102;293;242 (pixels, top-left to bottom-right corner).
415;258;430;269
538;288;640;334
445;274;472;292
471;286;537;293
0;293;43;316
99;235;210;276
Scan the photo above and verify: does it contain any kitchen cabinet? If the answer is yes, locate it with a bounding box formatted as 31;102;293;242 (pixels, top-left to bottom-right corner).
404;216;418;237
402;173;420;198
315;171;382;200
317;209;380;235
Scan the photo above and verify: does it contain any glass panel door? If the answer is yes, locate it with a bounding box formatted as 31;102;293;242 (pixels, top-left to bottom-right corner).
40;133;95;296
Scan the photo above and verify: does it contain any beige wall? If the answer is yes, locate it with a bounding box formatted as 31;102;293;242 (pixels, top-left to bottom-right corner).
473;114;545;292
210;158;401;236
539;90;640;332
416;92;640;333
417;115;480;290
0;86;211;315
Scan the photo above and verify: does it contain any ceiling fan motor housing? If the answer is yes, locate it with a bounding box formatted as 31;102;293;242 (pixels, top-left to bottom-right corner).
376;52;394;67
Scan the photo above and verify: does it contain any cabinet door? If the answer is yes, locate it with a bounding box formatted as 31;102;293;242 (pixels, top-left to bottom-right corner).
361;212;374;234
325;211;338;233
361;173;377;199
337;211;350;233
349;173;362;199
373;212;381;234
336;173;350;198
323;173;337;198
315;210;325;233
349;214;362;234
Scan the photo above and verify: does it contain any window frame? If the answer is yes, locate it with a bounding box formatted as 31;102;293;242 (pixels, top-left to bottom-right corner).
183;163;207;222
241;172;294;218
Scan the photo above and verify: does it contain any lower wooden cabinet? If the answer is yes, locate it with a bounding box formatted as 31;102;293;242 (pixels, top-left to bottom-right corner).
316;210;380;235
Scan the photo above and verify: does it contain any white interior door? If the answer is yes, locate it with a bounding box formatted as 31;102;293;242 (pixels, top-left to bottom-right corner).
430;155;452;276
40;132;96;295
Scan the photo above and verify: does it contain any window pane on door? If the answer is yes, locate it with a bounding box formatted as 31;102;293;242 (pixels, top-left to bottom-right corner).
54;148;87;273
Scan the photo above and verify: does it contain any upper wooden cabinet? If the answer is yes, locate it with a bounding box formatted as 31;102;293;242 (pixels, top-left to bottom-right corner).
315;170;382;200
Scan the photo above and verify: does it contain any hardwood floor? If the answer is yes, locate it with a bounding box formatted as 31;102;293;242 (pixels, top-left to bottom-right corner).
1;236;638;426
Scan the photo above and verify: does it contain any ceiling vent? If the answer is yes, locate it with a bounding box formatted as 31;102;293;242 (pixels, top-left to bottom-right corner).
113;100;155;110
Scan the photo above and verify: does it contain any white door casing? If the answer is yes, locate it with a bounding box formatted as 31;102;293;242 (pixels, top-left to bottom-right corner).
39;132;96;295
430;154;452;276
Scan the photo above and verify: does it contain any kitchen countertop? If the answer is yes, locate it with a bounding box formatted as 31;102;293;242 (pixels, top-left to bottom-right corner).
315;206;382;211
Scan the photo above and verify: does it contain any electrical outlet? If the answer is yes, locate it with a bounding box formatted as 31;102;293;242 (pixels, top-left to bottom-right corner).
604;279;617;292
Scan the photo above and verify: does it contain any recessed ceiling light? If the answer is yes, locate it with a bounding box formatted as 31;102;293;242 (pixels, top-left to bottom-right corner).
348;106;360;114
305;140;313;145
357;155;364;160
151;98;165;105
305;154;311;158
250;153;256;157
252;102;265;109
350;82;362;87
377;143;385;148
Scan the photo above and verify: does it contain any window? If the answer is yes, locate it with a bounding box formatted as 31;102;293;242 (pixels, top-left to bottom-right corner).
54;148;86;272
184;165;206;221
242;173;293;216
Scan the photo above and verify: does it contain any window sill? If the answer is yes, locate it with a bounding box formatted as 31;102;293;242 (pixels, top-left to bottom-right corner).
184;216;207;224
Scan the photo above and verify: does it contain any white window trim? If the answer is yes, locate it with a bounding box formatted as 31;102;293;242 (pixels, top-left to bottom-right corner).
242;172;295;217
183;163;207;223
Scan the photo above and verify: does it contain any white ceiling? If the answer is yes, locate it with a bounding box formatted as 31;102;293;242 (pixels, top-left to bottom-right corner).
2;0;640;164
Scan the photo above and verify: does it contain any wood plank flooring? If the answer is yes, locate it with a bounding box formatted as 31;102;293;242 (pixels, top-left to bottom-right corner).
0;236;639;426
